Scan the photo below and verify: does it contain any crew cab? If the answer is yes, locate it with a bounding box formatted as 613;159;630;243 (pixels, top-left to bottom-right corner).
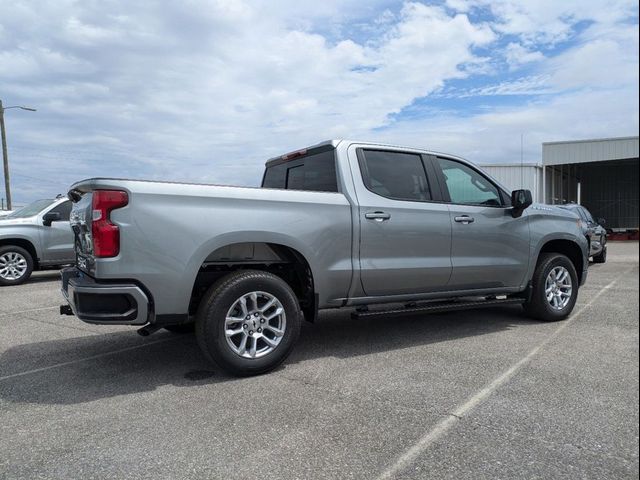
60;140;588;375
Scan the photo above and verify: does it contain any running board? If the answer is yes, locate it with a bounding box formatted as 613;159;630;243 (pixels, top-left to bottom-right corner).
351;297;525;319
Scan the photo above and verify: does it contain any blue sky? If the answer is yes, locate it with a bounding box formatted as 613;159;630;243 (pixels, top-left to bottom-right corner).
0;0;638;205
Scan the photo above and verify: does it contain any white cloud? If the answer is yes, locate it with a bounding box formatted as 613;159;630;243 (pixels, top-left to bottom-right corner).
547;25;639;90
376;87;638;167
504;42;544;69
0;0;637;204
446;0;637;44
1;1;495;195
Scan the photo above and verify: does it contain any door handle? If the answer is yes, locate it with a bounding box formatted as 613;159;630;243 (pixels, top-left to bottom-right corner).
365;211;391;222
454;215;475;224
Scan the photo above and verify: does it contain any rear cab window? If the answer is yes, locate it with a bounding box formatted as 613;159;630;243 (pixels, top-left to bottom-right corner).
262;146;338;192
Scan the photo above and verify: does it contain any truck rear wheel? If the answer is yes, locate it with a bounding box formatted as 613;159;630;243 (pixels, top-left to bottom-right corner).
523;253;578;322
0;245;34;286
195;270;302;376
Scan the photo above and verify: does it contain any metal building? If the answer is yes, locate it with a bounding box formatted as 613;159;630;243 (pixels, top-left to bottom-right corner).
482;163;544;203
479;136;639;232
543;137;639;230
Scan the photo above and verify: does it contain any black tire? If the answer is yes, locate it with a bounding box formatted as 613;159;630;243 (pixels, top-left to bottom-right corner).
523;253;579;322
195;270;302;376
0;245;34;286
593;245;607;264
164;323;195;334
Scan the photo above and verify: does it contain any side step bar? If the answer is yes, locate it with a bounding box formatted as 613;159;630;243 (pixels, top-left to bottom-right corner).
351;297;525;319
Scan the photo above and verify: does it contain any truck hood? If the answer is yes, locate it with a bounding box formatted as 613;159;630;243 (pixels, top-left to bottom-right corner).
0;216;37;227
529;203;580;220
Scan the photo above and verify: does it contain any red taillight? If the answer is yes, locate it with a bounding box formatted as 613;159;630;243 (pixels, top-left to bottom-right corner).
91;190;128;258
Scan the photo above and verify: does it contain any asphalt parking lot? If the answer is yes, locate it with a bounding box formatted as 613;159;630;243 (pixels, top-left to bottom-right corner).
1;242;638;479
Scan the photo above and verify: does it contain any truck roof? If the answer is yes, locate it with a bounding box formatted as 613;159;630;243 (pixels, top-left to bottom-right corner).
266;139;471;166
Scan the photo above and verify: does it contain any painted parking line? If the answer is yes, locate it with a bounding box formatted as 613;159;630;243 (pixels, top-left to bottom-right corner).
376;266;635;480
0;337;178;382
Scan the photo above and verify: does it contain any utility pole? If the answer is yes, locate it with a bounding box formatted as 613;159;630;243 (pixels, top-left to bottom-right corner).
0;100;11;211
0;100;37;211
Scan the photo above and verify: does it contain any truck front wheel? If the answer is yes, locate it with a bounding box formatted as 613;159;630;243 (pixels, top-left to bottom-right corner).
0;245;34;286
195;270;302;376
593;245;607;264
523;253;579;321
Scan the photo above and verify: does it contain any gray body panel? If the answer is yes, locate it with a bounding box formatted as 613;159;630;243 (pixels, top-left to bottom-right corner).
70;179;353;314
447;204;530;289
0;198;74;266
348;143;452;295
65;140;589;321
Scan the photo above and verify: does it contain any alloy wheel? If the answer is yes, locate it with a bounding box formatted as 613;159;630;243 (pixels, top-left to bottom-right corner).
544;266;573;310
0;252;28;281
224;291;286;359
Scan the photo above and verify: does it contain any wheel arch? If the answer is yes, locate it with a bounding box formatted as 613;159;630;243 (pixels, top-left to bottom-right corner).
534;238;586;284
186;238;317;322
0;238;39;268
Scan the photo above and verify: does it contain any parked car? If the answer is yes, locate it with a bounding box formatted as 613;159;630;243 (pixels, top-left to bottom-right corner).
0;197;75;285
559;203;607;263
60;140;589;376
0;210;14;218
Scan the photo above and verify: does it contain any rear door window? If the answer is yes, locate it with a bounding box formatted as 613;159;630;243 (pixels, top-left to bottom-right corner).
358;150;432;202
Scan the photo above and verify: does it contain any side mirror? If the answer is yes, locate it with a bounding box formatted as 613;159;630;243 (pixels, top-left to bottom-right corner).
43;211;61;226
512;189;533;209
511;189;532;217
598;218;606;226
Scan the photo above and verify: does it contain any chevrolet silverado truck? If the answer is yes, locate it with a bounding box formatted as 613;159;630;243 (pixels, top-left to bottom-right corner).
60;140;588;376
559;203;608;263
0;197;75;285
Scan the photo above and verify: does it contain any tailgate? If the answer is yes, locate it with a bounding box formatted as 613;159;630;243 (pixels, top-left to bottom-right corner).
69;191;94;274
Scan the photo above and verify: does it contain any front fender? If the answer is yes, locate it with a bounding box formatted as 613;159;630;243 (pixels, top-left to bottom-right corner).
528;231;589;286
526;206;588;285
0;226;42;259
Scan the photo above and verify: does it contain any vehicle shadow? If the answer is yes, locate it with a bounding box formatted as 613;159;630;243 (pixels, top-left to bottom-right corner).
25;271;61;283
0;305;534;405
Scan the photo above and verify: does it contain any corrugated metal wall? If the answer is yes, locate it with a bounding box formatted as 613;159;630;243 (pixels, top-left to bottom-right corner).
543;137;639;165
578;159;639;230
541;137;639;229
481;164;543;203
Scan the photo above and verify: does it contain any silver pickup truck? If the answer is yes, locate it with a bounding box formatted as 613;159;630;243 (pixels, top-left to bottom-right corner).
0;197;75;285
60;140;588;376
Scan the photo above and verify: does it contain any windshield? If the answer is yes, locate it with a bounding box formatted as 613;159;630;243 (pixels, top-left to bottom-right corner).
5;199;55;219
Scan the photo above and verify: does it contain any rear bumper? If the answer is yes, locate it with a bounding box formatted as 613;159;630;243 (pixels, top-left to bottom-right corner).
60;267;150;325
